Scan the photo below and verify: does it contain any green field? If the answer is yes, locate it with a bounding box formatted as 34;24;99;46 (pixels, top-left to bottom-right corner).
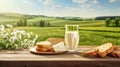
0;13;120;46
16;27;120;46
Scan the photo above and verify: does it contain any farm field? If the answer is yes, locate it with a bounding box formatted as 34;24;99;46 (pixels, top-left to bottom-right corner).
16;27;120;46
0;13;120;46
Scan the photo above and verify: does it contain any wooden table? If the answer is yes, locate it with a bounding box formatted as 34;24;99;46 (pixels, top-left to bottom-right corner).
0;46;120;67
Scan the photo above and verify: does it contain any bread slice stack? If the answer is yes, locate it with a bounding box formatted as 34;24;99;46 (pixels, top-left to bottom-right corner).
83;43;118;58
36;41;54;52
108;47;120;58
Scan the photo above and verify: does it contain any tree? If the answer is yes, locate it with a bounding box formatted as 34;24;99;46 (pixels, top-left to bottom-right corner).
114;18;120;27
112;20;115;27
45;22;51;27
40;20;45;27
47;22;51;27
17;18;27;26
105;18;111;27
23;18;27;26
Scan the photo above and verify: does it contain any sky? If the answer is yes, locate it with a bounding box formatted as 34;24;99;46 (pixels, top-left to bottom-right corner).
0;0;120;18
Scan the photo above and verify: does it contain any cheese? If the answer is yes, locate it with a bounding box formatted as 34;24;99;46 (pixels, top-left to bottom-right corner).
52;42;67;52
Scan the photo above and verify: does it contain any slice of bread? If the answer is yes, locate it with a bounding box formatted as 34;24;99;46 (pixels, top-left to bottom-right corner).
82;47;98;57
97;43;114;57
108;47;120;58
36;41;54;52
36;48;48;52
82;43;114;57
36;41;51;48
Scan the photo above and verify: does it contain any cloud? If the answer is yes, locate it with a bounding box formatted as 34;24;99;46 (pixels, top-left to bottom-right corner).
43;0;53;6
73;0;88;4
118;8;120;11
73;0;98;8
92;0;98;4
0;0;42;14
109;0;117;3
43;0;61;8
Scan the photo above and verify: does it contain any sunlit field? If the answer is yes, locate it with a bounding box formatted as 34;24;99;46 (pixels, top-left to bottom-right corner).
1;13;120;46
16;27;120;46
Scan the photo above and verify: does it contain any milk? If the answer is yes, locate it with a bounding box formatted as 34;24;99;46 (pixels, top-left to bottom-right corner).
65;31;79;51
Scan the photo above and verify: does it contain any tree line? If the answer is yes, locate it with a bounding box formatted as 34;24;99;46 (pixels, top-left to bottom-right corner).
16;18;51;27
95;16;120;20
105;17;120;27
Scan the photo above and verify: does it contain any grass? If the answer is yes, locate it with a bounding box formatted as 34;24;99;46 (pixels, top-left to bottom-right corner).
0;15;120;46
16;27;120;46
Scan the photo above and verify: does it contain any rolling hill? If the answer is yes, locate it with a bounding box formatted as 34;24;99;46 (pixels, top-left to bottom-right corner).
0;12;105;27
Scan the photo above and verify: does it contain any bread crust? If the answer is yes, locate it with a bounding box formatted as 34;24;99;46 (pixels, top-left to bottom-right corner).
108;47;120;58
97;45;114;57
83;48;98;57
36;44;51;48
36;47;54;52
36;48;47;52
82;43;115;58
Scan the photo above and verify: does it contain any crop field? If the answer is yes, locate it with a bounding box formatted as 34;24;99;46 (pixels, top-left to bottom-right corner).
16;27;120;46
0;13;120;46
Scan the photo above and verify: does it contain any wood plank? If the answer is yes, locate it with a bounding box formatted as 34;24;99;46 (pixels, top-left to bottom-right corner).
0;61;120;67
0;46;120;61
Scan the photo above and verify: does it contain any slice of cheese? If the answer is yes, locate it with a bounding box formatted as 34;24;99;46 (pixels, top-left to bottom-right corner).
52;42;67;52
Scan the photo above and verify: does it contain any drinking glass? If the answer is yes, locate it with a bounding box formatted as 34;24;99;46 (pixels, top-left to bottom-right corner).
65;25;79;52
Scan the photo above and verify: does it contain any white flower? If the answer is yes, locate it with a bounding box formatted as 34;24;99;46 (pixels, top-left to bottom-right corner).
17;30;25;35
0;24;5;31
2;33;9;38
18;34;22;39
11;31;17;36
0;32;3;36
6;24;13;28
32;34;38;45
27;33;31;38
35;34;38;41
0;24;38;49
30;32;33;35
14;44;18;49
9;36;17;43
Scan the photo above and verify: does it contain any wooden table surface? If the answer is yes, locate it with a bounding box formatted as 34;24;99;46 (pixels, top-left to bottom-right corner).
0;46;120;67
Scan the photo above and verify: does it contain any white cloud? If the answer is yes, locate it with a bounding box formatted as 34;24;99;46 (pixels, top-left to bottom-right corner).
81;3;93;8
73;0;98;8
73;0;88;4
40;6;101;18
118;8;120;11
43;0;53;6
43;0;61;8
0;0;41;14
109;0;117;3
92;0;98;4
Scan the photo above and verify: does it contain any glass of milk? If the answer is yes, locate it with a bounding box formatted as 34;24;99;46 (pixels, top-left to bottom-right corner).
65;25;79;52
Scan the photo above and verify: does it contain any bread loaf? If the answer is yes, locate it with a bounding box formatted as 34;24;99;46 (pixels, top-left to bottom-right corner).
36;41;54;52
108;47;120;58
83;43;114;57
97;43;114;57
83;47;98;57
